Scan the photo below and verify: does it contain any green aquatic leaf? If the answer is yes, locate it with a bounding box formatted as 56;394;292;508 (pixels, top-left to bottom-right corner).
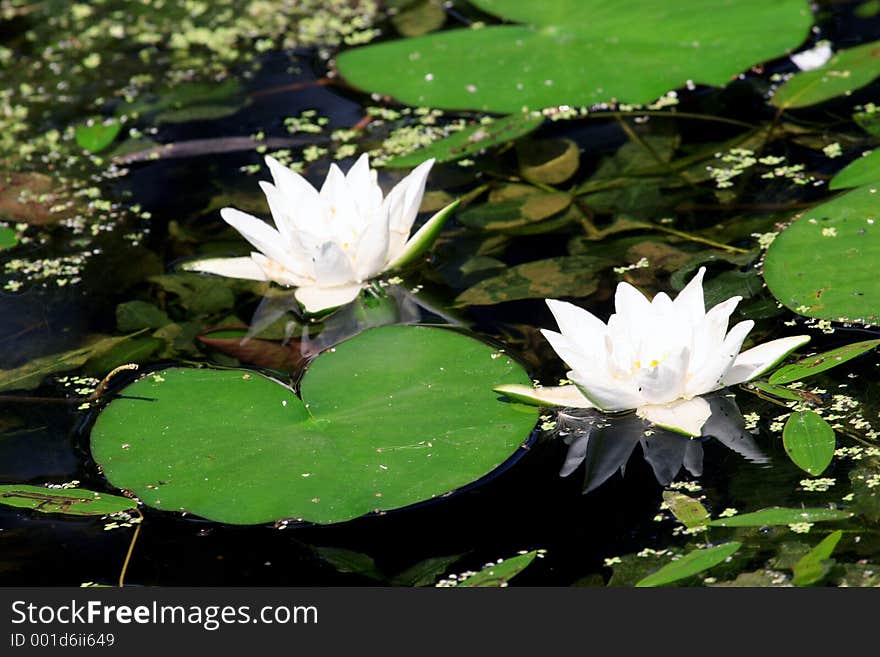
662;491;710;529
0;226;18;250
635;542;742;587
791;530;842;586
116;300;172;332
384;112;544;168
829;150;880;190
763;184;880;323
0;485;136;517
707;507;851;527
748;380;815;403
0;334;138;392
90;326;538;525
82;337;164;377
456;550;540;587
773;41;880;109
74;119;122;153
454;255;609;306
769;339;880;384
336;0;812;112
782;411;835;476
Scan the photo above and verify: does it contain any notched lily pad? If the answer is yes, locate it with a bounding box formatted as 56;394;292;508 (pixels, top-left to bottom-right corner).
90;326;538;525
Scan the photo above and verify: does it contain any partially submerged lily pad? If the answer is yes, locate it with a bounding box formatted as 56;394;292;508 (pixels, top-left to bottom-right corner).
90;326;538;525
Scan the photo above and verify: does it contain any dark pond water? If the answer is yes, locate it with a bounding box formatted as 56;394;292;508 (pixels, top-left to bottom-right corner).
2;0;880;587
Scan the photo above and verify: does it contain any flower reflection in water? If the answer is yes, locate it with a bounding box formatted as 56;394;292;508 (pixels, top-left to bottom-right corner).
555;394;768;493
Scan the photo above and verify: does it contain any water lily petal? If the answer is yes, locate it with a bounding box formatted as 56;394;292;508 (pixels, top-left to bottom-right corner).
493;383;594;408
294;283;364;314
614;281;652;322
720;334;811;387
545;299;607;353
569;368;645;412
690;295;741;373
634;346;690;405
672;266;706;323
637;396;712;437
219;207;311;276
353;211;391;281
182;255;268;281
313;241;356;287
686;319;754;396
385;158;435;235
264;155;321;211
250;252;310;287
541;329;599;377
345;153;383;217
319;163;362;235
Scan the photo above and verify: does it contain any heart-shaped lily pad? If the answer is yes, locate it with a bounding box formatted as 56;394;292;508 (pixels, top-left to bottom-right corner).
90;326;538;525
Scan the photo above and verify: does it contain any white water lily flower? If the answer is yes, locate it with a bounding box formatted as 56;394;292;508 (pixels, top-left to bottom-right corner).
495;268;810;437
184;154;457;313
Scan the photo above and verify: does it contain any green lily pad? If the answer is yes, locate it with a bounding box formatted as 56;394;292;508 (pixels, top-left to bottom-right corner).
769;339;880;384
763;184;880;323
0;226;18;250
773;40;880;109
90;326;538;525
0;485;137;517
829;149;880;190
336;0;813;112
707;507;851;527
635;542;742;587
385;112;544;168
74;119;122;153
782;411;835;477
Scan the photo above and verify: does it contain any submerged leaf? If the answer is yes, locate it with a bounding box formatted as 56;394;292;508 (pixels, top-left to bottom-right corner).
0;335;137;392
454;255;609;305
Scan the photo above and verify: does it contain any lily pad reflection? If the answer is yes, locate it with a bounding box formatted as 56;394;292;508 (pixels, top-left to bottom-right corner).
557;395;768;492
